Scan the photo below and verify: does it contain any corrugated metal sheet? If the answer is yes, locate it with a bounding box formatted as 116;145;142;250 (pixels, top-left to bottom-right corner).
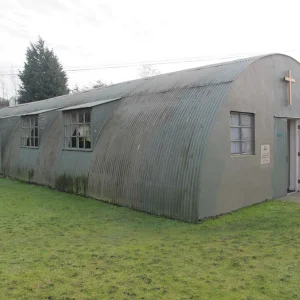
60;97;121;111
0;56;263;119
21;108;60;116
87;84;232;221
0;55;268;222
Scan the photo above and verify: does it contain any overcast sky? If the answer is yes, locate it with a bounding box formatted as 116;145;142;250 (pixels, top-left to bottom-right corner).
1;0;300;99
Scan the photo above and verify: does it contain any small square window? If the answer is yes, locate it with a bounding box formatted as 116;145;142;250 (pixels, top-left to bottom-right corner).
230;112;254;155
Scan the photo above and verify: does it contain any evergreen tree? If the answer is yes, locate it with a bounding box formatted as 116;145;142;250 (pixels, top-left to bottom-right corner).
18;37;69;104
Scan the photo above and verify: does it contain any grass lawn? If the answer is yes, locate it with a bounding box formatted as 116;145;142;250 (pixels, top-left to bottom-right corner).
0;178;300;300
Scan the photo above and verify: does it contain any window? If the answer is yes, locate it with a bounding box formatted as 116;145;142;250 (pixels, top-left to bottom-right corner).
230;112;254;155
21;115;39;148
64;109;91;149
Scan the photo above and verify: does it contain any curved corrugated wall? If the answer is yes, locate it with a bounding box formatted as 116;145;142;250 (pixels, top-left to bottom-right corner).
87;85;233;221
0;55;265;221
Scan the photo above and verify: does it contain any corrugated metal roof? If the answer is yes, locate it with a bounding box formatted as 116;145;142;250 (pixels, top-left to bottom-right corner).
60;97;121;111
21;108;60;116
0;108;60;119
0;55;264;119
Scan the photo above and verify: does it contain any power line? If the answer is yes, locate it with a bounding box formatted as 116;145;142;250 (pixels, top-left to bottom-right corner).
0;49;298;77
0;51;259;72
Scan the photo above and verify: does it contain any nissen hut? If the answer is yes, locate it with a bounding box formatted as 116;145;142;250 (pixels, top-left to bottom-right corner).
0;54;299;222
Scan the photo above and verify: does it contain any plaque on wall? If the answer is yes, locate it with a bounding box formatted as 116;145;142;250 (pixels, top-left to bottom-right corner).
261;145;270;164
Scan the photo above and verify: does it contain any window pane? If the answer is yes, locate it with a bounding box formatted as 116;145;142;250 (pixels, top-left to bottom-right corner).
242;141;253;154
25;128;29;137
71;111;77;123
86;125;91;137
71;125;77;137
71;137;77;148
242;128;252;140
79;111;84;123
34;127;38;137
230;113;239;126
85;111;91;123
79;137;84;148
35;138;38;147
241;114;252;126
231;128;240;141
231;141;241;154
83;124;91;137
78;125;84;137
85;139;91;149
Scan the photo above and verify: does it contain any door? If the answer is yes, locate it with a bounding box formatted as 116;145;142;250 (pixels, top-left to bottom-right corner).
273;118;288;198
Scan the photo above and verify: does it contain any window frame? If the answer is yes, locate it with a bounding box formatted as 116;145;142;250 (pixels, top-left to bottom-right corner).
230;111;255;156
21;115;39;149
63;109;93;151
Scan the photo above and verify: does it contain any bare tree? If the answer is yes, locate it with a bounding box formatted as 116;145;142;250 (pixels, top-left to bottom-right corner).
0;73;8;101
70;84;81;94
138;64;161;78
10;65;18;105
70;80;108;93
92;80;107;89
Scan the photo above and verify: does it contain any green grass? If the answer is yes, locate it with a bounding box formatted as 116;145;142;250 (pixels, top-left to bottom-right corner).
0;178;300;300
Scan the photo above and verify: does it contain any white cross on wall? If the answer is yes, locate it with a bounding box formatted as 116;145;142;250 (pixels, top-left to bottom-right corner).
284;70;296;105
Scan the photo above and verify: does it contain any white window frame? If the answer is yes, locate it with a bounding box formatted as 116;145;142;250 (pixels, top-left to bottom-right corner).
63;109;92;150
230;112;255;155
21;115;39;148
